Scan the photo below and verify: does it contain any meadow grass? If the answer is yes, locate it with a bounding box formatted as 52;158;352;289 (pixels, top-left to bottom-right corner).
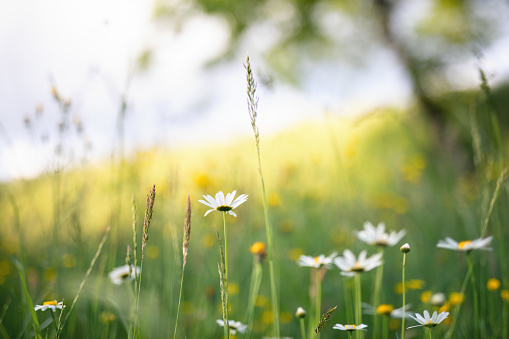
0;67;508;338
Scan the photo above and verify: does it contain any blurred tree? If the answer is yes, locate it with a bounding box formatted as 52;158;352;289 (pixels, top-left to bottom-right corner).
152;0;507;147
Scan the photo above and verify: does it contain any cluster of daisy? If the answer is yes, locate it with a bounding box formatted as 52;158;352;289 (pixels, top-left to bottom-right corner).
293;221;494;336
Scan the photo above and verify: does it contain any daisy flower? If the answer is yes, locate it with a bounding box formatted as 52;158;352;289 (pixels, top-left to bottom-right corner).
297;252;338;269
34;300;65;312
356;222;406;247
199;190;248;217
333;323;368;331
407;310;449;329
108;265;141;285
436;236;493;252
216;319;247;335
334;250;383;277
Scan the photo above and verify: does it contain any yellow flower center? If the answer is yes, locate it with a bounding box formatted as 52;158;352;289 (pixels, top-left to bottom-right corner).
376;304;394;315
314;257;320;264
351;261;364;272
345;325;357;331
43;301;58;306
250;242;266;255
458;240;472;249
216;206;233;212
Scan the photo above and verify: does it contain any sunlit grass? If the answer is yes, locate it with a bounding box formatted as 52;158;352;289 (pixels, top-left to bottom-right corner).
0;91;508;338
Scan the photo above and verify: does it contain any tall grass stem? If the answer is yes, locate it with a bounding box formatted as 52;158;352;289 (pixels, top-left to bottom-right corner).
354;274;362;339
373;247;384;337
245;55;280;337
401;252;407;339
315;269;321;339
466;253;479;339
16;262;42;339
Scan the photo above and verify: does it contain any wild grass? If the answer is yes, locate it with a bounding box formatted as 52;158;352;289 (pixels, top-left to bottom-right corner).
0;62;508;338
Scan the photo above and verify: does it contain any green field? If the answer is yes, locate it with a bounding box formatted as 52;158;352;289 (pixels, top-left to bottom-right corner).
0;87;508;338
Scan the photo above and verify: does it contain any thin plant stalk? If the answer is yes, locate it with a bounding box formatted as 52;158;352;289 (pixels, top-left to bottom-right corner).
216;230;229;339
401;251;407;339
245;55;280;337
245;258;262;339
135;185;156;338
428;328;433;339
382;315;388;339
316;268;322;339
299;317;306;339
222;212;230;339
16;262;42;339
348;332;353;339
174;195;191;339
373;247;384;337
466;252;479;339
445;271;470;339
344;278;354;323
354;274;363;339
50;311;59;334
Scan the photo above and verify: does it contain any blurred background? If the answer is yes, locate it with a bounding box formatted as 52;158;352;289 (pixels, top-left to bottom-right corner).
1;0;509;338
1;0;509;180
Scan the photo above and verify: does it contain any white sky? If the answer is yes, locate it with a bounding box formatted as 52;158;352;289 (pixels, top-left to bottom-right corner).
0;0;508;181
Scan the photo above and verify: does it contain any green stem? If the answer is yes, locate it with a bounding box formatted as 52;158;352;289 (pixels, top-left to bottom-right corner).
401;252;406;339
382;315;388;339
223;212;230;339
50;311;59;334
316;268;322;339
344;277;354;324
466;253;479;339
503;301;508;339
173;269;185;339
245;260;262;339
348;331;353;339
354;274;363;339
299;318;307;339
444;271;470;339
256;122;280;337
429;327;433;339
373;247;384;337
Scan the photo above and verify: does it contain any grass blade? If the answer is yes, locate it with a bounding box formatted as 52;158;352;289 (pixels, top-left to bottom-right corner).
16;262;42;339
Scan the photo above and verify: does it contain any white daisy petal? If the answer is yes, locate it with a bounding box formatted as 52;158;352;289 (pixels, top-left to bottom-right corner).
199;190;248;217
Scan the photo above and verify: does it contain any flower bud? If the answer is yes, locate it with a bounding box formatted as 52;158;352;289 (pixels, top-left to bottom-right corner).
296;307;306;319
400;243;411;253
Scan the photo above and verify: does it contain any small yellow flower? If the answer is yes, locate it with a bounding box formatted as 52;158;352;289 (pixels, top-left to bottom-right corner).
229;283;240;295
267;192;281;207
487;278;501;291
376;304;395;316
288;248;304;261
250;242;266;255
439;302;451;313
501;290;509;302
262;310;274;324
389;319;400;331
448;292;465;306
421;291;432;303
407;279;425;290
280;311;293;324
255;295;268;307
